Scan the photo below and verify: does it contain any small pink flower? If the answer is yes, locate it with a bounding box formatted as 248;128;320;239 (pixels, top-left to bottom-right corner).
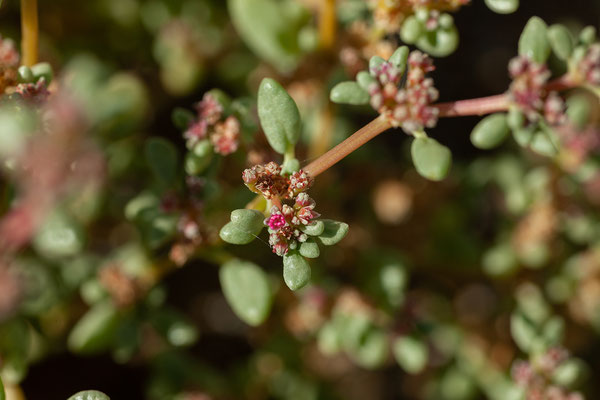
184;120;208;145
267;213;286;231
211;116;240;155
196;93;223;125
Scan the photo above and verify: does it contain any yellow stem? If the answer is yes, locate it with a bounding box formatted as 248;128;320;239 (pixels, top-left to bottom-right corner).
318;0;336;50
20;0;38;66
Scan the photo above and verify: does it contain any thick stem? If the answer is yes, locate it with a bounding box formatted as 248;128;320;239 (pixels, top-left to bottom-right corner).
435;94;509;117
303;116;392;177
20;0;38;66
319;0;336;50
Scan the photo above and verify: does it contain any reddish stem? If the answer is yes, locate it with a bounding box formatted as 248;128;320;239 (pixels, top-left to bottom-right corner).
303;116;392;177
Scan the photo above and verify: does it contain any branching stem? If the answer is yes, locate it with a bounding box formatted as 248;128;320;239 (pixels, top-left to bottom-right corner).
20;0;39;66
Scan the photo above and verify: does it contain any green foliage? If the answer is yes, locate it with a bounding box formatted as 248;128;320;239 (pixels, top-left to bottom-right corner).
330;82;369;105
258;78;302;154
283;251;311;290
393;336;429;374
219;209;265;245
68;301;122;355
484;0;519;14
145;137;179;184
219;259;273;325
411;137;452;181
67;390;110;400
519;16;551;63
316;220;349;246
470;113;510;149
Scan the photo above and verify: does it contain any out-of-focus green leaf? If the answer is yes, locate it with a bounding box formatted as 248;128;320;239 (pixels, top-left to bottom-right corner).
219;259;272;326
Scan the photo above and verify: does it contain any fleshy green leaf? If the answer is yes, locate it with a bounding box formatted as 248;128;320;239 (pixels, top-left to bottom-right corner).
510;312;537;352
530;131;558;157
228;0;307;73
567;95;592;130
393;336;428;374
388;46;409;74
31;62;53;84
299;239;320;258
349;328;388;369
400;16;423;44
552;359;586;387
67;390;111;400
219;221;258;245
369;56;386;74
548;24;574;61
416;26;459;57
230;209;265;233
470;113;510;149
330;81;369;105
219;210;265;244
519;17;551;64
258;78;301;154
144;137;178;184
283;252;311;290
219;259;272;325
171;107;195;131
317;220;349;246
17;66;34;83
411;137;452;181
185;140;213;175
301;220;325;236
33;210;85;259
356;71;377;91
484;0;519;14
68;301;121;354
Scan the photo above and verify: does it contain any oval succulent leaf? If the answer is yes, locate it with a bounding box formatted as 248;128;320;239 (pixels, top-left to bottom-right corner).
283;252;311;290
219;221;258;245
519;17;551;64
228;0;306;73
230;209;265;234
258;78;301;154
400;16;423;44
470;113;510;149
330;81;370;105
31;62;53;84
301;220;325;236
548;24;574;61
67;390;111;400
416;26;459;58
388;46;409;74
393;336;429;374
484;0;519;14
299;239;320;258
219;259;272;326
411;137;452;181
317;220;349;246
369;56;385;74
144;137;178;184
356;71;377;91
68;301;121;354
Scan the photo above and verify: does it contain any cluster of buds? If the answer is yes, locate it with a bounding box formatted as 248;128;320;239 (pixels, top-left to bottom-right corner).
369;51;439;133
242;162;319;256
266;193;320;256
242;162;314;201
16;78;50;105
508;56;552;122
183;92;240;156
511;347;583;400
576;43;600;86
370;0;469;33
0;36;19;93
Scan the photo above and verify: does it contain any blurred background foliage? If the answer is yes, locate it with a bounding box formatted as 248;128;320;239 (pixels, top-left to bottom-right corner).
0;0;599;399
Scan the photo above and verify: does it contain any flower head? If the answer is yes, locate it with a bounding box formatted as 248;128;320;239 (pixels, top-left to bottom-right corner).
508;56;551;121
369;51;439;134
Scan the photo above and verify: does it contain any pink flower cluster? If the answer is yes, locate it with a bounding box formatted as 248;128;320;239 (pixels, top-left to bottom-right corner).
242;162;318;256
242;162;314;200
16;79;50;105
508;56;551;121
183;93;240;155
577;43;600;86
368;51;439;134
0;36;19;68
511;347;583;400
266;193;320;256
